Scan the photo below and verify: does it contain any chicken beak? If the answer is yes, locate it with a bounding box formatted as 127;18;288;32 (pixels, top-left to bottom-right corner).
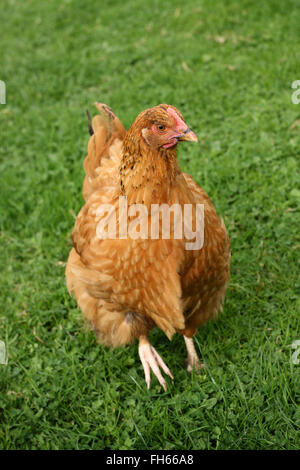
177;128;198;143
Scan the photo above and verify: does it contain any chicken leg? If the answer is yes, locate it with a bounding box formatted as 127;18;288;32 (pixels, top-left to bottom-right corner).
138;335;173;391
184;336;205;372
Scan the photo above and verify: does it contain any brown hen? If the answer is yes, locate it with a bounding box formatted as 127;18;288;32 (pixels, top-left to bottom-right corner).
66;103;230;390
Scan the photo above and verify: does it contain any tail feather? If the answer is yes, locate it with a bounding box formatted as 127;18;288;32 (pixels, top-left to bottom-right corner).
82;103;126;201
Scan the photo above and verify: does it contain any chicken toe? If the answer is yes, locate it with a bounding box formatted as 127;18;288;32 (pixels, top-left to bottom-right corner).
138;335;173;391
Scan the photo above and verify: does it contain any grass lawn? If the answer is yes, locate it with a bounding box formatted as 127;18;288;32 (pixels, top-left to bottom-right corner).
0;0;299;450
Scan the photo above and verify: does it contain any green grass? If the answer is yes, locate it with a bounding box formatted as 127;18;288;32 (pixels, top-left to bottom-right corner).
0;0;299;450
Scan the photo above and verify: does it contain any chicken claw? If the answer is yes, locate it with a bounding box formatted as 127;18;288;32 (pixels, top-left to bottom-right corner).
138;335;173;391
184;336;205;373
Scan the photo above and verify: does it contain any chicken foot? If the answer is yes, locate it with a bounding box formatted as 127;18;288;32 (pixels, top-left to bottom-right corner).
138;335;173;391
184;336;205;372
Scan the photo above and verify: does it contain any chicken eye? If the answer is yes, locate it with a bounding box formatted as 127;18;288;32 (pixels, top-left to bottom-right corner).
157;124;166;132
